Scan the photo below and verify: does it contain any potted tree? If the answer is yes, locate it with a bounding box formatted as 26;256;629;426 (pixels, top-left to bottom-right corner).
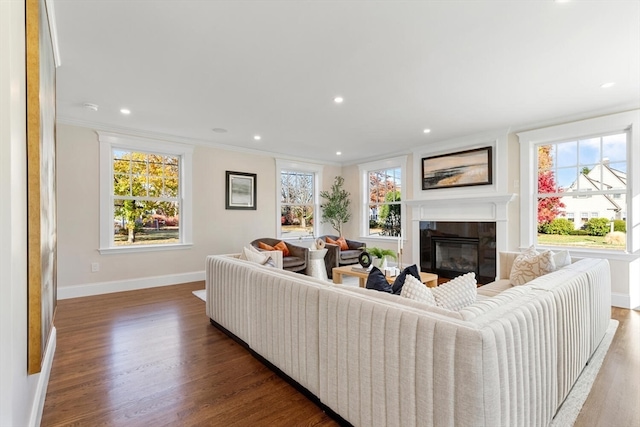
320;176;351;236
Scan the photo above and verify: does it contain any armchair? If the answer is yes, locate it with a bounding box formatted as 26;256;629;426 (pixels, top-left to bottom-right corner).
250;238;309;274
318;235;366;279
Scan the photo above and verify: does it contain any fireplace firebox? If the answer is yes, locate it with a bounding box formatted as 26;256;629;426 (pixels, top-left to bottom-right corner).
420;221;496;285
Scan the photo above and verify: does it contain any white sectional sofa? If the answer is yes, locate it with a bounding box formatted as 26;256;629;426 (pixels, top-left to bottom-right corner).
205;251;611;427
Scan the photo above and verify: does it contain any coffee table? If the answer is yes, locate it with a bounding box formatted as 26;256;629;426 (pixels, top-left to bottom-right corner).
332;265;438;288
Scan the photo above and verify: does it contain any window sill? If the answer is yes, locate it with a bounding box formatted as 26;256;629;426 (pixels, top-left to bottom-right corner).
98;242;193;255
533;245;639;262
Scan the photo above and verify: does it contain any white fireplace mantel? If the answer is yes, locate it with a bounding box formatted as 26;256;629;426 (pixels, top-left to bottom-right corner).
406;193;516;222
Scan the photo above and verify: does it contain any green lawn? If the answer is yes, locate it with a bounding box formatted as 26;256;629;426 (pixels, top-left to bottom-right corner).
537;234;625;250
114;227;179;245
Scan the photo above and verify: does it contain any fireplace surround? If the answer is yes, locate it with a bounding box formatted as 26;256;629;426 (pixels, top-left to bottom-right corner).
407;193;515;286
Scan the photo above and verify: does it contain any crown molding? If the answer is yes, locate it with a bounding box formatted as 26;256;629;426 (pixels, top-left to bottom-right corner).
56;116;342;167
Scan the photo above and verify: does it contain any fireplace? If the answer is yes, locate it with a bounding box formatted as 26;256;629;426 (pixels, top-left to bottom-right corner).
420;221;496;285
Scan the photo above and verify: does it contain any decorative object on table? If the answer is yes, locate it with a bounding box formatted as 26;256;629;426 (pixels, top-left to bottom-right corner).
315;238;326;250
318;235;366;279
225;171;257;210
366;247;398;271
319;176;351;236
422;146;492;190
358;251;372;268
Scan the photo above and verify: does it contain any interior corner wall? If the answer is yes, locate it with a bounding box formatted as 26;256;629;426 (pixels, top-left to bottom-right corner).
55;124;340;296
1;1;46;425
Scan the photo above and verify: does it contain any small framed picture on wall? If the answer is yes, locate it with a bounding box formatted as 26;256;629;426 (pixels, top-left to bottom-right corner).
225;171;257;210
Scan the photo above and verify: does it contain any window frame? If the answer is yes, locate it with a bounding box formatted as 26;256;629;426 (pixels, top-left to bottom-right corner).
98;131;193;254
275;159;322;240
358;156;408;241
517;110;639;257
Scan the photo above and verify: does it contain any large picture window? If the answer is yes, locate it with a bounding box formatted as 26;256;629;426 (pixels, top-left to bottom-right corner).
536;133;627;251
518;111;639;255
98;132;193;253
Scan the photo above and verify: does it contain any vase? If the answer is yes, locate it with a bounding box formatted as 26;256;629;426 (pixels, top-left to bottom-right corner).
373;257;388;270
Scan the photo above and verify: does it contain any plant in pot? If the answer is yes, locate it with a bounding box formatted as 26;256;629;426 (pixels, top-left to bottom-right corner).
366;247;397;270
320;176;351;236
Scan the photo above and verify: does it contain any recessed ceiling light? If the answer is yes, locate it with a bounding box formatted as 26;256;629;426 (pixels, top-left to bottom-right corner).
253;135;261;141
336;151;342;156
83;103;98;111
600;82;615;89
334;96;344;104
423;129;431;134
212;128;228;133
120;108;131;115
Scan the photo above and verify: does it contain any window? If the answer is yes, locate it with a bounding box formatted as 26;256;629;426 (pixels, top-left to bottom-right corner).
536;132;627;250
98;132;193;253
359;156;407;238
518;111;639;254
276;159;321;239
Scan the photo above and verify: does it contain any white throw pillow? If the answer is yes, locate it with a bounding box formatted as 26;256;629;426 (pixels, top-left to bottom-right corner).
400;275;436;306
240;246;275;267
552;250;571;269
432;272;477;310
509;246;556;286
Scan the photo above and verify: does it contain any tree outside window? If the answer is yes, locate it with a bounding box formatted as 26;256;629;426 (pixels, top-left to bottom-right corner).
280;170;314;237
368;167;401;237
112;150;180;245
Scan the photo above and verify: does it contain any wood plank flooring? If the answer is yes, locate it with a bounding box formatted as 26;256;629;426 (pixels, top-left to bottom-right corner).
42;282;639;426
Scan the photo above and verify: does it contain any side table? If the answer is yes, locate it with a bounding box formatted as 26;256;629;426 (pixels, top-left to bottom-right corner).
306;248;328;280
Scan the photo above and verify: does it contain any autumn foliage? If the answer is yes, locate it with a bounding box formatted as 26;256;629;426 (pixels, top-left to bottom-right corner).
537;146;565;225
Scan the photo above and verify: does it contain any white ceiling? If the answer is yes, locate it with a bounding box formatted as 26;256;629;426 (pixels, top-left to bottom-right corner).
53;0;640;165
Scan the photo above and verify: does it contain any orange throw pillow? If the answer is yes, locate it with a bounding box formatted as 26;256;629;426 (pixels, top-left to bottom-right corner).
273;241;290;257
325;236;339;245
258;241;275;251
336;236;349;251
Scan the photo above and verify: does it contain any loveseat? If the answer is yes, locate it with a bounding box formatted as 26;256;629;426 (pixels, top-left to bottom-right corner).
205;251;611;426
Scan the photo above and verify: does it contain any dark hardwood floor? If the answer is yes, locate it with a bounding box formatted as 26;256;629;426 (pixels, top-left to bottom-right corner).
41;282;639;426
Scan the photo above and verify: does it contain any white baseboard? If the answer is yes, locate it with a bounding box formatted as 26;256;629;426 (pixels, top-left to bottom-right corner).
611;292;631;309
29;327;56;427
57;271;205;299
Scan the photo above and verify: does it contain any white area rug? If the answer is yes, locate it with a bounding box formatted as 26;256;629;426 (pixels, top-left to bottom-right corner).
192;289;206;302
551;319;618;426
192;285;617;426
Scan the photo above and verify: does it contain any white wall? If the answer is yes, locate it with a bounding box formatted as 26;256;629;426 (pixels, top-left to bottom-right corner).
56;124;342;297
1;1;52;425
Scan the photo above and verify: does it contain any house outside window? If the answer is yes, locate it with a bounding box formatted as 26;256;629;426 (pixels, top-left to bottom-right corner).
518;111;638;254
276;159;322;239
358;156;407;239
98;132;193;253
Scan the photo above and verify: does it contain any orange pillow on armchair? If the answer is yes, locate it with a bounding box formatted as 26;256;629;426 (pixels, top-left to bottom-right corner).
273;241;290;257
258;241;275;251
326;236;349;251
